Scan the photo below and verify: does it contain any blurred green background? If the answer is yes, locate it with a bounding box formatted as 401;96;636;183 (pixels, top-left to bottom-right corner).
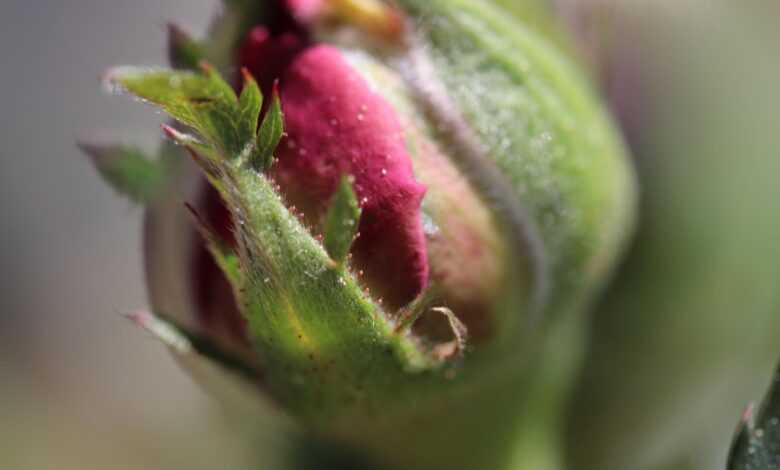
0;1;778;469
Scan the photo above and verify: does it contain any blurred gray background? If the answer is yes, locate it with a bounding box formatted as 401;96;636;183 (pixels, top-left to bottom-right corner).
1;1;779;469
0;1;262;469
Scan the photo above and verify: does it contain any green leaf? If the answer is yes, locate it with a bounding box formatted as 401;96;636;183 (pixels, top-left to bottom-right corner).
252;82;284;170
728;363;780;470
323;175;362;266
79;142;165;204
167;23;206;70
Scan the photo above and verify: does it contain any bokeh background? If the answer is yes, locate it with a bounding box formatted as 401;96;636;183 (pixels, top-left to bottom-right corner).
1;1;778;469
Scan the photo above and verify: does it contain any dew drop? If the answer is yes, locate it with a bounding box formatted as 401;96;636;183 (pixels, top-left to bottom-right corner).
357;113;365;122
380;168;387;177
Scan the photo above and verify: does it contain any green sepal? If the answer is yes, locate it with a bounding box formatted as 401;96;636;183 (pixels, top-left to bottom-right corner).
167;23;207;70
79;142;166;204
253;82;284;170
107;64;245;158
125;310;263;384
237;69;263;148
185;202;243;288
323;175;362;266
728;363;780;470
113;63;443;421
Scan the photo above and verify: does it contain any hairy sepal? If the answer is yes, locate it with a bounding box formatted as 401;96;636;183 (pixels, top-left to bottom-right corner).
107;64;449;420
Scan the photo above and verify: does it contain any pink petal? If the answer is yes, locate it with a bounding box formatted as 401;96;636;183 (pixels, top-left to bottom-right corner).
272;45;429;306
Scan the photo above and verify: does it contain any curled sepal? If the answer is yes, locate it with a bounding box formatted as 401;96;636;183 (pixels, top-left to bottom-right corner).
323;175;361;267
728;362;780;470
429;307;468;361
79;142;166;205
394;288;468;363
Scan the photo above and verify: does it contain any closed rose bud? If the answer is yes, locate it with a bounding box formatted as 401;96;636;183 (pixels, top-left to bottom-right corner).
84;1;636;469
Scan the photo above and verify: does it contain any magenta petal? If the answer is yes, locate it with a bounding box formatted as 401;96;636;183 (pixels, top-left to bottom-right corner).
238;27;307;95
272;45;429;306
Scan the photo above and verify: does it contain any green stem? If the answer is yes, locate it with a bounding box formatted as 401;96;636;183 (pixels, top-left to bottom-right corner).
294;312;586;470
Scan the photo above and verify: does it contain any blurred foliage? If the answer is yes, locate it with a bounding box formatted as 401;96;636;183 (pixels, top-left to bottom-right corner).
565;3;780;470
728;363;780;470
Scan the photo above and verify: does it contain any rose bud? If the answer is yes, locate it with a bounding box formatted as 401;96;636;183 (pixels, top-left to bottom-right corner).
84;0;636;469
